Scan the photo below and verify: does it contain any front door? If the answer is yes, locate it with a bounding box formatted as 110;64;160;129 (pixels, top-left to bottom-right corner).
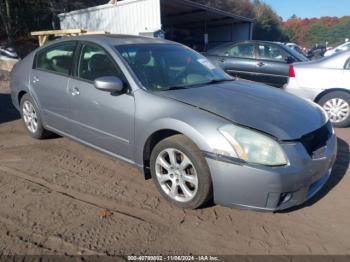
255;43;290;88
68;42;135;160
31;41;77;134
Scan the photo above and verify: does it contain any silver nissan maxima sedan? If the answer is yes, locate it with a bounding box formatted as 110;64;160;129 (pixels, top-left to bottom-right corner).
10;35;337;211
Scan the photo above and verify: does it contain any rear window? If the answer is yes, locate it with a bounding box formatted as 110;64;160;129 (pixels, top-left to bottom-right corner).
36;42;76;76
286;46;309;62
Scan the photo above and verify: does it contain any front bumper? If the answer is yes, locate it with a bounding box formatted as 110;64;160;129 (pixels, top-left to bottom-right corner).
207;133;337;211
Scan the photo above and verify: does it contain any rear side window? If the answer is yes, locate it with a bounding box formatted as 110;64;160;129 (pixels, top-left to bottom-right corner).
226;44;255;58
78;43;124;82
36;42;76;76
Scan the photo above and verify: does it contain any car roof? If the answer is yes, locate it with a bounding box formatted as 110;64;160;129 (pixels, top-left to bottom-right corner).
208;40;285;51
207;40;292;54
41;34;177;48
297;49;350;69
323;49;350;65
336;41;350;48
240;40;285;45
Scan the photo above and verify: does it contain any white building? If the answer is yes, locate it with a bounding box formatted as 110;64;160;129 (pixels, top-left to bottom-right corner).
58;0;254;50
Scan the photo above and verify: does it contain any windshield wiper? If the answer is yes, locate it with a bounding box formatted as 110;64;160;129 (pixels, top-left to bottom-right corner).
165;86;189;91
164;79;234;91
204;79;235;85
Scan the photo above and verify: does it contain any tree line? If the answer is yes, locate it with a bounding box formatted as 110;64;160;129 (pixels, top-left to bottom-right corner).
283;16;350;47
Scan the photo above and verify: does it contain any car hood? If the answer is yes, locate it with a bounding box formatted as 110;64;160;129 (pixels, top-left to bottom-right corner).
158;80;326;140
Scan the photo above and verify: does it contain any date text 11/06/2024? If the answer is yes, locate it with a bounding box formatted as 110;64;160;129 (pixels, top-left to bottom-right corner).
127;256;220;261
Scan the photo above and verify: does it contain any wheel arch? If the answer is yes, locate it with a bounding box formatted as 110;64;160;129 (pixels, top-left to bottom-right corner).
139;119;212;180
18;90;27;105
314;88;350;103
142;129;182;179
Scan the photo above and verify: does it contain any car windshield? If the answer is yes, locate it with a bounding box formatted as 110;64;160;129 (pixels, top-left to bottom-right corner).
115;44;232;91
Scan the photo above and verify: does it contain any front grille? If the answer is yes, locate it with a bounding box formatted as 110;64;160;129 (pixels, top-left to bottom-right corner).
299;122;332;156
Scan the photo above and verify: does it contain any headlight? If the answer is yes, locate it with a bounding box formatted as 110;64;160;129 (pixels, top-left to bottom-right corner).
219;124;288;166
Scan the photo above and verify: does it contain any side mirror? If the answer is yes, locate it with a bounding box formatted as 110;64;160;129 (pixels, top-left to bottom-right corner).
94;76;124;93
285;56;295;64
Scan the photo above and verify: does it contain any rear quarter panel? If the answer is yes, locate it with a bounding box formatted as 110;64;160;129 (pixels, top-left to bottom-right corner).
10;51;36;110
295;67;344;91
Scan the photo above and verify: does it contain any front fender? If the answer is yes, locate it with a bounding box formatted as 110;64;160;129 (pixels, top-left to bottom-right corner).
135;117;212;166
133;90;237;169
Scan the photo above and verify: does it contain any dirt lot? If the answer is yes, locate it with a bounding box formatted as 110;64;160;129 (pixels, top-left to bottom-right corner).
0;78;350;257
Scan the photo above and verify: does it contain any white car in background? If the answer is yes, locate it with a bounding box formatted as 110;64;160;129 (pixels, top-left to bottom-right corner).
324;41;350;57
285;50;350;127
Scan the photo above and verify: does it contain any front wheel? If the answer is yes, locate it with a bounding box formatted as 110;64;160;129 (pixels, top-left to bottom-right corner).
319;91;350;128
150;135;212;209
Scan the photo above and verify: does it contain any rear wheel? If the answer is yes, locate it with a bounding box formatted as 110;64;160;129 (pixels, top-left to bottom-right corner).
150;135;212;209
20;94;52;139
319;91;350;128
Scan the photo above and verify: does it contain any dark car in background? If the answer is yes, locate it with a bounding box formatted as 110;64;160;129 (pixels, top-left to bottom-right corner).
307;46;327;60
205;41;309;88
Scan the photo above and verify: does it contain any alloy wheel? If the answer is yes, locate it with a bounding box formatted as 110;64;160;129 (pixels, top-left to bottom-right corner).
22;100;38;133
155;148;198;203
323;98;350;123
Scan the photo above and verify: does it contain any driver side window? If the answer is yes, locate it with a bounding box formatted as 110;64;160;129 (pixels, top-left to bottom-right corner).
78;43;124;82
256;44;289;61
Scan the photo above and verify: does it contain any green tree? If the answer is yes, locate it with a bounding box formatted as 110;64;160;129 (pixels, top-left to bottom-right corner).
0;0;106;43
252;0;288;41
0;0;13;42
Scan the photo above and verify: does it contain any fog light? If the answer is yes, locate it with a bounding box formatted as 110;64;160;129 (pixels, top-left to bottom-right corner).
279;193;292;205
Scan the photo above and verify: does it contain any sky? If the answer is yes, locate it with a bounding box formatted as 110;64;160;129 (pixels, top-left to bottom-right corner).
262;0;350;21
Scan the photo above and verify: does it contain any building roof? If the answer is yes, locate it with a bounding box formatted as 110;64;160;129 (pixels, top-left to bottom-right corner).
58;0;254;24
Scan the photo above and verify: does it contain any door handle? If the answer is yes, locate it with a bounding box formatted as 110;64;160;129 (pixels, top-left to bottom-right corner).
32;76;39;83
71;87;80;96
219;58;226;63
257;62;265;67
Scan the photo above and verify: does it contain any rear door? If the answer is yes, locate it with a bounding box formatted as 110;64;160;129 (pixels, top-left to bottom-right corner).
255;43;290;88
208;43;258;81
67;42;135;160
31;41;77;134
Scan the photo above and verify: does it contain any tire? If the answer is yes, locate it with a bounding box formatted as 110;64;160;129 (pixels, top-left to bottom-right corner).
20;94;52;139
318;91;350;128
150;134;212;209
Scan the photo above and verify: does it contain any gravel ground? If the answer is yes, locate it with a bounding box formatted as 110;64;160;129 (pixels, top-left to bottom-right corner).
0;81;350;257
